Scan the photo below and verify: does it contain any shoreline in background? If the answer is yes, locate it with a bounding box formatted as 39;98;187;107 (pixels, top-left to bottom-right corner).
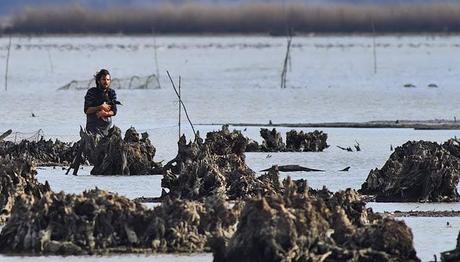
2;3;460;34
199;120;460;130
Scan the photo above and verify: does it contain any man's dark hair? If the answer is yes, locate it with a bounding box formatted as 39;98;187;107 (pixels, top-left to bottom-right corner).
95;69;110;88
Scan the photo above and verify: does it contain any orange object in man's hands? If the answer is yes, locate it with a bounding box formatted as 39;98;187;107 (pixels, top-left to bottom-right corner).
96;110;111;119
100;102;111;112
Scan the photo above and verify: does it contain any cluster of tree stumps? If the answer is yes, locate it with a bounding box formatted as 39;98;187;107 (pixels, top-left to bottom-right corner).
0;153;421;261
3;125;460;259
246;128;329;152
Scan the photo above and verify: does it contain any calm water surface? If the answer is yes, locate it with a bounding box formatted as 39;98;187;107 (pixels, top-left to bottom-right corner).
1;35;460;262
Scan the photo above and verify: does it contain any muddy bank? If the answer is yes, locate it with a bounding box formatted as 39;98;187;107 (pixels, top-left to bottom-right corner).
0;157;51;224
246;128;328;152
202;119;460;130
360;139;460;202
0;189;240;255
384;210;460;217
68;126;162;176
212;179;420;262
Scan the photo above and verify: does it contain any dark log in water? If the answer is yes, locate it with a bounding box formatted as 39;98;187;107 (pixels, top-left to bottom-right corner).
360;139;460;202
260;164;324;172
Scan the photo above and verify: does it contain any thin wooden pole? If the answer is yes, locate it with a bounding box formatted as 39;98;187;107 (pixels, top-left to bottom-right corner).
167;71;196;137
281;32;292;89
371;20;377;74
47;48;54;73
178;76;182;139
152;30;161;88
5;35;12;91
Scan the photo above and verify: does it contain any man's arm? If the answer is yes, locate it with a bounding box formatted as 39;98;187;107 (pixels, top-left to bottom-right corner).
84;88;111;115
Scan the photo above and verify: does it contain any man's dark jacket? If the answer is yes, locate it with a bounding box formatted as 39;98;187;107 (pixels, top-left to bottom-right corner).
84;87;117;135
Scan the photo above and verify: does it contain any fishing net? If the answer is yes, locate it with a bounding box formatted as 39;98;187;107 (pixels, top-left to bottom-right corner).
58;74;160;90
2;129;45;143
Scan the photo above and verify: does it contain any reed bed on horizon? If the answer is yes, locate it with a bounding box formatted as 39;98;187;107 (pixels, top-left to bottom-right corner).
3;3;460;34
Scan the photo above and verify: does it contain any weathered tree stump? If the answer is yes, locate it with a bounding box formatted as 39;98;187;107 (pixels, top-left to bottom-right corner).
285;129;328;152
68;126;162;176
260;128;285;152
0;157;51;224
0;189;240;255
212;179;420;262
360;139;460;202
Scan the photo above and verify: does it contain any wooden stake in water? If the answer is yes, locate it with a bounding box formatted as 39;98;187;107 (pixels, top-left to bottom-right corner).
281;32;292;89
153;30;161;88
371;20;377;74
178;76;182;139
5;35;12;91
167;71;196;137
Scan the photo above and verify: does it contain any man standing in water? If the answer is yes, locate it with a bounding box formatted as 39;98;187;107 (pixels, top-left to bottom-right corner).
84;69;118;135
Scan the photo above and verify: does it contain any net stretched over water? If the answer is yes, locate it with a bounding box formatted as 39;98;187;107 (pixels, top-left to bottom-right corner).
2;129;45;143
58;74;160;90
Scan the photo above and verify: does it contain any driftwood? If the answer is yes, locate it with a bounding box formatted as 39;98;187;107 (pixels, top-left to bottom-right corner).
260;164;324;172
0;129;12;142
360;139;460;202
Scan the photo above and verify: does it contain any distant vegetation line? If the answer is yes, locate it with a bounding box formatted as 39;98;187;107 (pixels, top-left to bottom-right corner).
3;3;460;34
